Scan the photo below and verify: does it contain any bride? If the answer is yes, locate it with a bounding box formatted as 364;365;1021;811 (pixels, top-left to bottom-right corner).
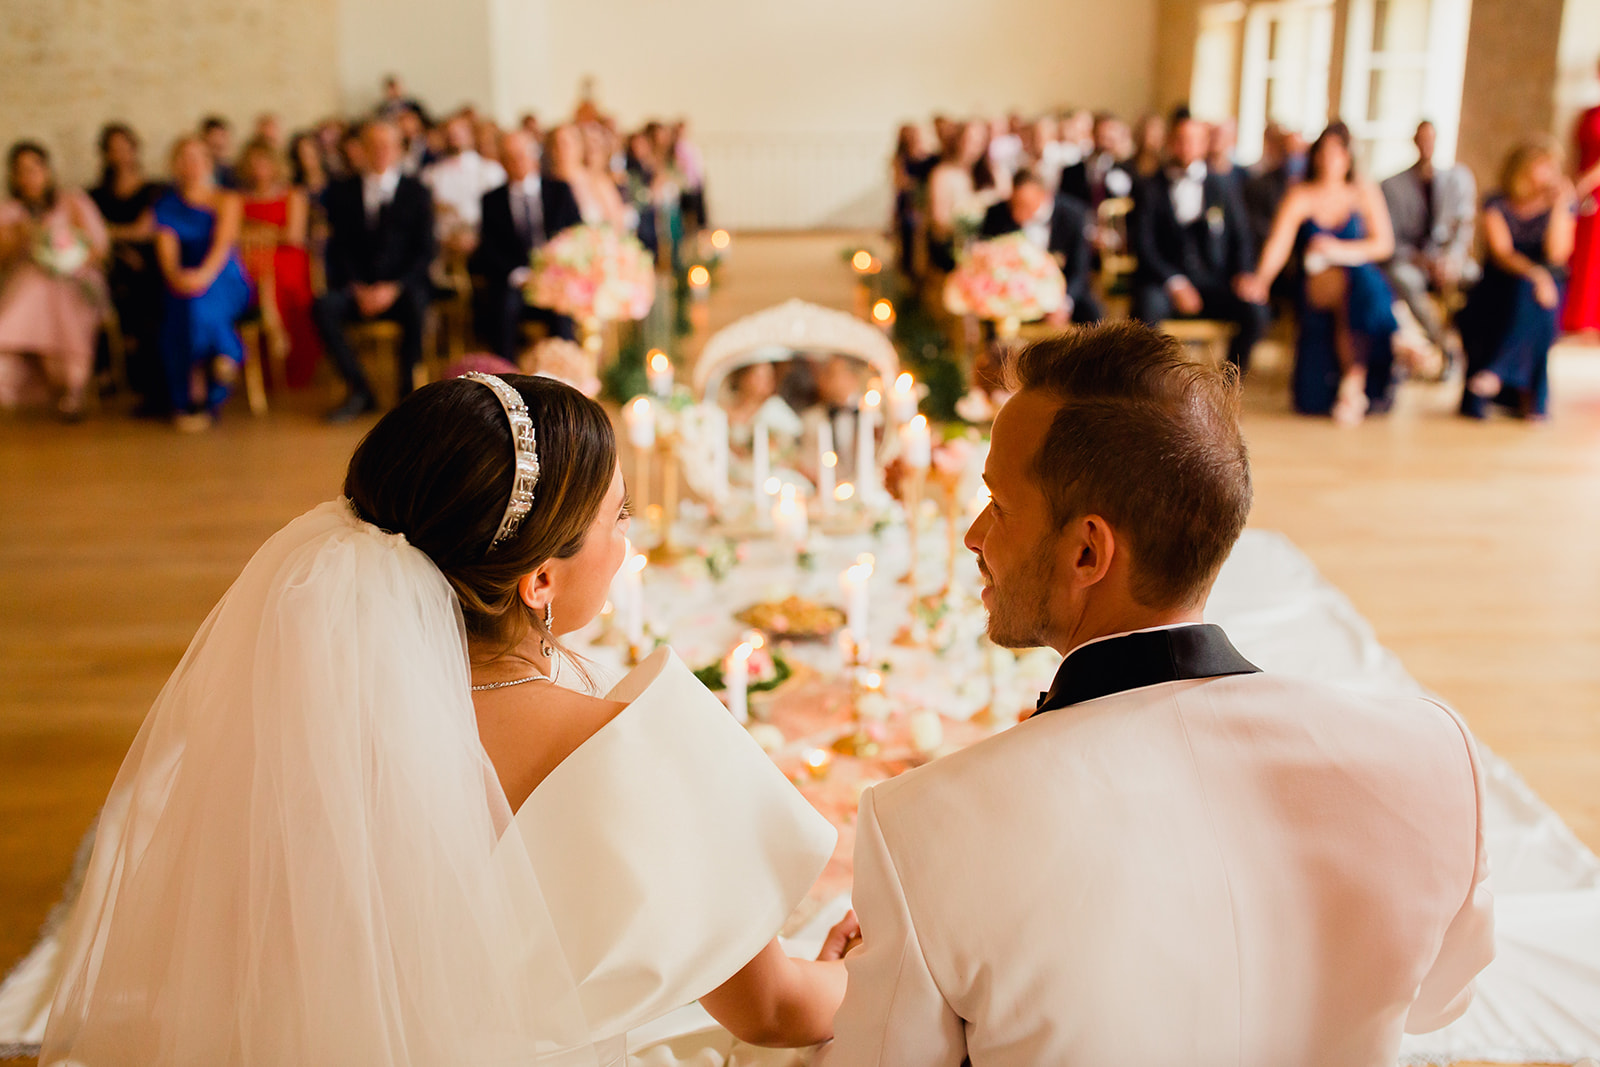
40;372;854;1065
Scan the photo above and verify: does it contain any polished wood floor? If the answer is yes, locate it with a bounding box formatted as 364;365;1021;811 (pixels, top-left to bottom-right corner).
3;234;1597;1067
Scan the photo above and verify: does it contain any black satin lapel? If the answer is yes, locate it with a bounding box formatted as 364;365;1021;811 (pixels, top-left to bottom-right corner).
1033;625;1259;716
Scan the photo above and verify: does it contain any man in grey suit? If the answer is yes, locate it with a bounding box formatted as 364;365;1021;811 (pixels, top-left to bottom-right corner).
1382;121;1478;369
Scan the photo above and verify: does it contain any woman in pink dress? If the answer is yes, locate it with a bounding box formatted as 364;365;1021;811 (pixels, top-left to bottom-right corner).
1563;59;1600;336
0;142;109;418
237;138;322;388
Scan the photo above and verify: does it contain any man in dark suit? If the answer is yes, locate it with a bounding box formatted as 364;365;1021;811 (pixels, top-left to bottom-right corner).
1242;123;1308;255
980;170;1102;323
471;129;583;363
312;119;436;422
1057;113;1135;208
1130;116;1265;372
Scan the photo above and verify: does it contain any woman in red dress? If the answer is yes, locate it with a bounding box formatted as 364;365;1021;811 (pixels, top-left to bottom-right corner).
1562;60;1600;336
237;138;323;387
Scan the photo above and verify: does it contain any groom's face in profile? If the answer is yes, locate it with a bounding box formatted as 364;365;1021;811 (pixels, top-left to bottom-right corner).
968;391;1062;648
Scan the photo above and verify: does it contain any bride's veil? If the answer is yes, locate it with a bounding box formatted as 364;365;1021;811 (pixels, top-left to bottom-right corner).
40;500;598;1066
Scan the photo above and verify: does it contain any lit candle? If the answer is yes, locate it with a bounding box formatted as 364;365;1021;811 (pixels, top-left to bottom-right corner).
621;549;647;649
772;483;809;548
646;350;673;397
626;396;656;449
841;553;874;653
761;475;780;531
710;229;731;252
890;372;917;425
851;249;873;273
818;450;837;511
725;640;752;723
857;388;880;500
871;299;895;330
688;264;711;298
834;480;855;503
803;747;832;779
900;413;931;470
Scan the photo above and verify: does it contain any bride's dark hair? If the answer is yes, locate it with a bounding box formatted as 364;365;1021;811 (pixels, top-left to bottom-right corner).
345;374;617;657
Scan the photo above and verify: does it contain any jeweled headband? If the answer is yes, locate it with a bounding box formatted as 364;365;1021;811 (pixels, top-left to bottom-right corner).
462;372;541;550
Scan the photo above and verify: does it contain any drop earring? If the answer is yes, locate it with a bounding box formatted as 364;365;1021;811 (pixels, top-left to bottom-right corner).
540;603;554;659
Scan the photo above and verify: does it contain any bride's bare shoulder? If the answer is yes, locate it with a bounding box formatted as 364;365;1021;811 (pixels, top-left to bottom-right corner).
474;682;630;812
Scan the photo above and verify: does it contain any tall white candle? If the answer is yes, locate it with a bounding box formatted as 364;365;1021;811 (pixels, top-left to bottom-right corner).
772;483;808;548
890;372;917;425
816;418;834;487
841;553;873;654
856;389;880;498
900;414;932;469
725;640;752;723
752;418;770;506
646;350;673;398
622;550;647;647
626;397;656;449
705;403;730;503
818;450;837;511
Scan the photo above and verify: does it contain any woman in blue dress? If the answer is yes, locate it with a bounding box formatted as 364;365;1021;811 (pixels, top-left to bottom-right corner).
153;136;251;429
1457;139;1576;420
1239;122;1399;425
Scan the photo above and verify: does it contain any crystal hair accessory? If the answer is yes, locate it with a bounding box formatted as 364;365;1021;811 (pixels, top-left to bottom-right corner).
462;372;541;550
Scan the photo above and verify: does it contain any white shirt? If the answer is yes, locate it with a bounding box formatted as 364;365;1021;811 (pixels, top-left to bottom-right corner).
1170;161;1208;226
1019;198;1053;252
361;168;401;227
422;150;507;232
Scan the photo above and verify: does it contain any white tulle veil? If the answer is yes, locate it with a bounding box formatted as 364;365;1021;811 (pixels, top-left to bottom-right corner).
40;500;599;1066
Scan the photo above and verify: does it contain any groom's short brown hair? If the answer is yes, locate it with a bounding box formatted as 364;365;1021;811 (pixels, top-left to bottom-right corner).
1006;322;1251;610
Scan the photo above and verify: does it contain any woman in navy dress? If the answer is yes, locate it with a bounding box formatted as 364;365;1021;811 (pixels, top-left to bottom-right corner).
1239;122;1399;425
153;136;251;429
1458;140;1576;420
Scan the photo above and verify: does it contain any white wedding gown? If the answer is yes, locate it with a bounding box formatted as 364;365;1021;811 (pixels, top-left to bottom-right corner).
510;646;837;1065
32;501;835;1066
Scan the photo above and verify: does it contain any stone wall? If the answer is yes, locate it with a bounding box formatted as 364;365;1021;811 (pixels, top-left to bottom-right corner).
1456;0;1568;191
0;0;339;187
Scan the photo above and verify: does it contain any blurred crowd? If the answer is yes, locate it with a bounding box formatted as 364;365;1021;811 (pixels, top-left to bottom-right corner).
0;75;708;426
891;84;1600;424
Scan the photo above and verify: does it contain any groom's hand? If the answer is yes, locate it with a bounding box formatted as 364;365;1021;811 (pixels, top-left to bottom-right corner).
817;910;861;961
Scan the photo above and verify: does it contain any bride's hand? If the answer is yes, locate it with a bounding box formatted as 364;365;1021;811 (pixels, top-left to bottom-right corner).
816;909;861;961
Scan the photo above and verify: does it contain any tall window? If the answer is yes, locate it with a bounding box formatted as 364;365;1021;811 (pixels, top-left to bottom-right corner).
1235;0;1336;163
1339;0;1473;178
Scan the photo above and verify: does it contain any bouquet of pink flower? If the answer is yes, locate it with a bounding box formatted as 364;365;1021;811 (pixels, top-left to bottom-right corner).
527;224;656;322
942;232;1066;322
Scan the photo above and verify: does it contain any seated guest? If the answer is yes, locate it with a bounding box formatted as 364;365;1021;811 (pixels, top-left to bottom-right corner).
288;132;329;202
90;122;168;415
727;360;803;455
312;119;435;422
1209;117;1244;196
378;74;430;126
1128;113;1167;180
1240;122;1400;425
152;136;252;428
624;128;672;261
1243;122;1307;255
980;169;1102;323
253;112;284;152
927;120;1004;272
672;120;709;235
395;107;432;177
237;138;323;389
559;123;630;229
823;323;1494;1067
0;141;109;419
471;129;581;362
422;114;507;255
1058;113;1135;208
200;115;236;189
1129;116;1264;372
1382;120;1478;369
1457;139;1576;420
891;124;937;278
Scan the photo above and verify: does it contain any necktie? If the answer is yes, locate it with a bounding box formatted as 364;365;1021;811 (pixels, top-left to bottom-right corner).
512;187;530;244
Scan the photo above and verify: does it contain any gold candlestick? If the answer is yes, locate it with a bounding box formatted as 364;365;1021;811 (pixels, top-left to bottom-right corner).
647;438;687;564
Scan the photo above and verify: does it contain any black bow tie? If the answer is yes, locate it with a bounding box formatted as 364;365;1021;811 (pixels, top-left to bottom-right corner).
1033;625;1259;716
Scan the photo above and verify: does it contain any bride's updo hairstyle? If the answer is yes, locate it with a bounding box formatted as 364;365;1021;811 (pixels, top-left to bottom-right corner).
345;374;617;655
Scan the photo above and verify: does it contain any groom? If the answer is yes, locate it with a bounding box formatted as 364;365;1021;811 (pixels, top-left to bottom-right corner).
822;322;1493;1066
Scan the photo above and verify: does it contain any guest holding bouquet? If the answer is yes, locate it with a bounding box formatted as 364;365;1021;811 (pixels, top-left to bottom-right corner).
237;138;323;389
1458;140;1576;421
0;142;110;419
980;170;1101;323
91;123;168;415
153;136;253;428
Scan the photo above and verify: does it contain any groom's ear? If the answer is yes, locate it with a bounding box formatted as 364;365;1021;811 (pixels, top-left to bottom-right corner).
1064;514;1117;591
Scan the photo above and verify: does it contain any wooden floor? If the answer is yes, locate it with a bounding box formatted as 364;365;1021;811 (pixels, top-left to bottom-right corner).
3;233;1598;1066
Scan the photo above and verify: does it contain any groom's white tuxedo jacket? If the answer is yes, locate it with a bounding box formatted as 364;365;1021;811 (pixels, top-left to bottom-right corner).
824;624;1493;1067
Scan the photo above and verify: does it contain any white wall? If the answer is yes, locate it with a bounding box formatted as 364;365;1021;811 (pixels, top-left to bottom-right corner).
337;0;496;118
1555;0;1600;152
532;0;1161;227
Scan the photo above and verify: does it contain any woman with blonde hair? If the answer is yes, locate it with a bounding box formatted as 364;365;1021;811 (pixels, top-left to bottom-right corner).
1457;138;1576;420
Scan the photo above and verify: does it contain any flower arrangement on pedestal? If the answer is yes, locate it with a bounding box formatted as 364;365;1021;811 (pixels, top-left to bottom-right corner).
527;225;656;355
942;232;1067;334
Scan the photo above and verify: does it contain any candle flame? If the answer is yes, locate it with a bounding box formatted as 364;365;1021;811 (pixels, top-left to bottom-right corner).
627;552;648;574
744;629;766;650
856;552;875;571
805;748;830;770
863;389;881;408
895;372;913;393
822;450;838;469
710;229;730;249
688;264;711;287
629;396;651;418
872;299;894;323
851;249;873;272
730;641;753;662
779;483;796;502
865;670;883;689
764;476;781;495
909;413;927;431
834;482;855;501
648;350;669;373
